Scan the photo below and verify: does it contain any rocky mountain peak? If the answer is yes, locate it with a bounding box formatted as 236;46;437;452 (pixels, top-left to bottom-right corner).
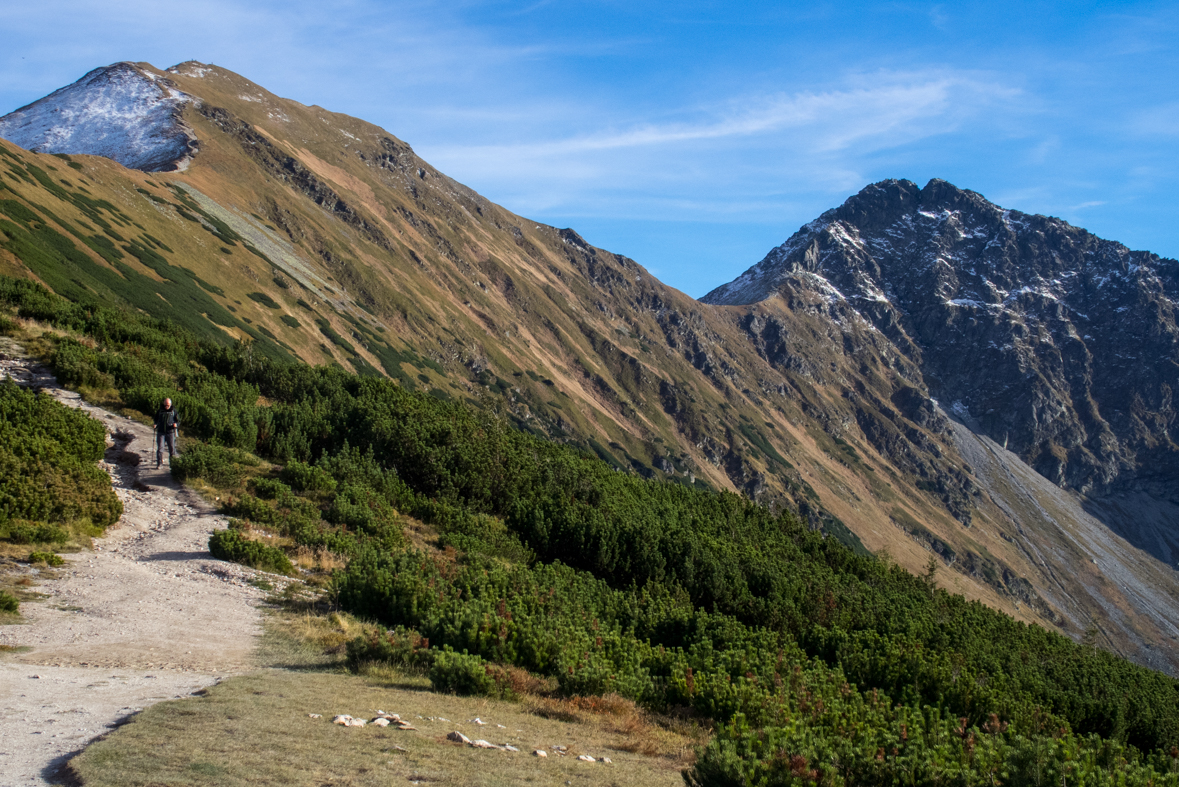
706;180;1179;561
0;62;197;172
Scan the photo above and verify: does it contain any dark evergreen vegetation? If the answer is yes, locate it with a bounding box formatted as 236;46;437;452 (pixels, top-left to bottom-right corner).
0;375;122;545
2;272;1178;786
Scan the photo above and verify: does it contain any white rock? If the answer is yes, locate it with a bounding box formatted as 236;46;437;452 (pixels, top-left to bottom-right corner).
601;757;612;763
348;718;367;727
332;715;352;725
533;750;547;757
447;731;472;745
504;744;520;752
578;755;595;762
371;718;390;727
472;739;499;749
496;724;506;728
307;713;322;719
473;717;486;725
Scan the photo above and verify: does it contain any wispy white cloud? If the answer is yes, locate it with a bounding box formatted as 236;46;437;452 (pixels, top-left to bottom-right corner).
435;70;1016;157
421;68;1022;222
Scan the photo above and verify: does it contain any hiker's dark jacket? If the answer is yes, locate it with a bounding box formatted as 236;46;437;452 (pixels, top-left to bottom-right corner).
154;407;180;435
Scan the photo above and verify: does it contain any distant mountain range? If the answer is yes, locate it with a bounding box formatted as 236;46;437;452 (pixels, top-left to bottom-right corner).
2;61;1176;672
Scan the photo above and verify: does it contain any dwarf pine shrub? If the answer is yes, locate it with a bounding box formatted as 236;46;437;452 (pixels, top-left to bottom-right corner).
208;529;295;576
0;379;121;544
279;460;337;494
171;443;256;488
1;521;68;544
429;648;516;700
345;625;433;672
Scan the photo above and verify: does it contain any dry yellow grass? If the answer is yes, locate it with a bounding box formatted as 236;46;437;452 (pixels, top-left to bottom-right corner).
291;544;348;572
67;607;703;786
70;669;696;787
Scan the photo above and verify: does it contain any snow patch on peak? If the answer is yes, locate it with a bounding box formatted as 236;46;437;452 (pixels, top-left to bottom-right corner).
168;62;211;78
0;63;197;172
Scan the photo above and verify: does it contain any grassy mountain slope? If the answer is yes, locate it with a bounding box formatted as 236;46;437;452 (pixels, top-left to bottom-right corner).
4;277;1179;787
2;61;1177;672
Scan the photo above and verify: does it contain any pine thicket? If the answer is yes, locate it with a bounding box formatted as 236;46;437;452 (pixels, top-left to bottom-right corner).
3;273;1178;786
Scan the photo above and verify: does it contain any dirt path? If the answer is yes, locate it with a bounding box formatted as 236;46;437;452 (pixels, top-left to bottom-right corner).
0;348;272;786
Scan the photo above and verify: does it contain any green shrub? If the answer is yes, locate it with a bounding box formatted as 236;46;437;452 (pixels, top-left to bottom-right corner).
0;377;108;462
250;477;290;500
429;648;515;699
1;521;69;544
346;625;433;671
171;443;254;488
28;550;65;566
0;590;18;613
0;399;122;541
280;460;337;493
247;291;281;309
208;528;295;575
51;338;115;390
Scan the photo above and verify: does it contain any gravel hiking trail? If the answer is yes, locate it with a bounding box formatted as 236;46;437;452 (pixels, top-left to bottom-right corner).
0;343;271;786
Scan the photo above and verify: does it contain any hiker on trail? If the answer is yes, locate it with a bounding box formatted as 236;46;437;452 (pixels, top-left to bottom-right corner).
154;397;180;468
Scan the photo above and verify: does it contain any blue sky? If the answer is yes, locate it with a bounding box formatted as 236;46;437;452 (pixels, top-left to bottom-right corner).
1;1;1177;297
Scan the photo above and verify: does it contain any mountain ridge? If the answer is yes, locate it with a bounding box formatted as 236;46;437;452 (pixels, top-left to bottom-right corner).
2;62;1177;672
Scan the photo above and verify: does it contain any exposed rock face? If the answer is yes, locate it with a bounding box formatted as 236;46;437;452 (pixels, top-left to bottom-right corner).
705;179;1179;553
0;63;197;172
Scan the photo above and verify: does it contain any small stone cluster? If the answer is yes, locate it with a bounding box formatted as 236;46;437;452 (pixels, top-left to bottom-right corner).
444;731;519;751
538;744;611;763
324;710;416;730
311;711;613;763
